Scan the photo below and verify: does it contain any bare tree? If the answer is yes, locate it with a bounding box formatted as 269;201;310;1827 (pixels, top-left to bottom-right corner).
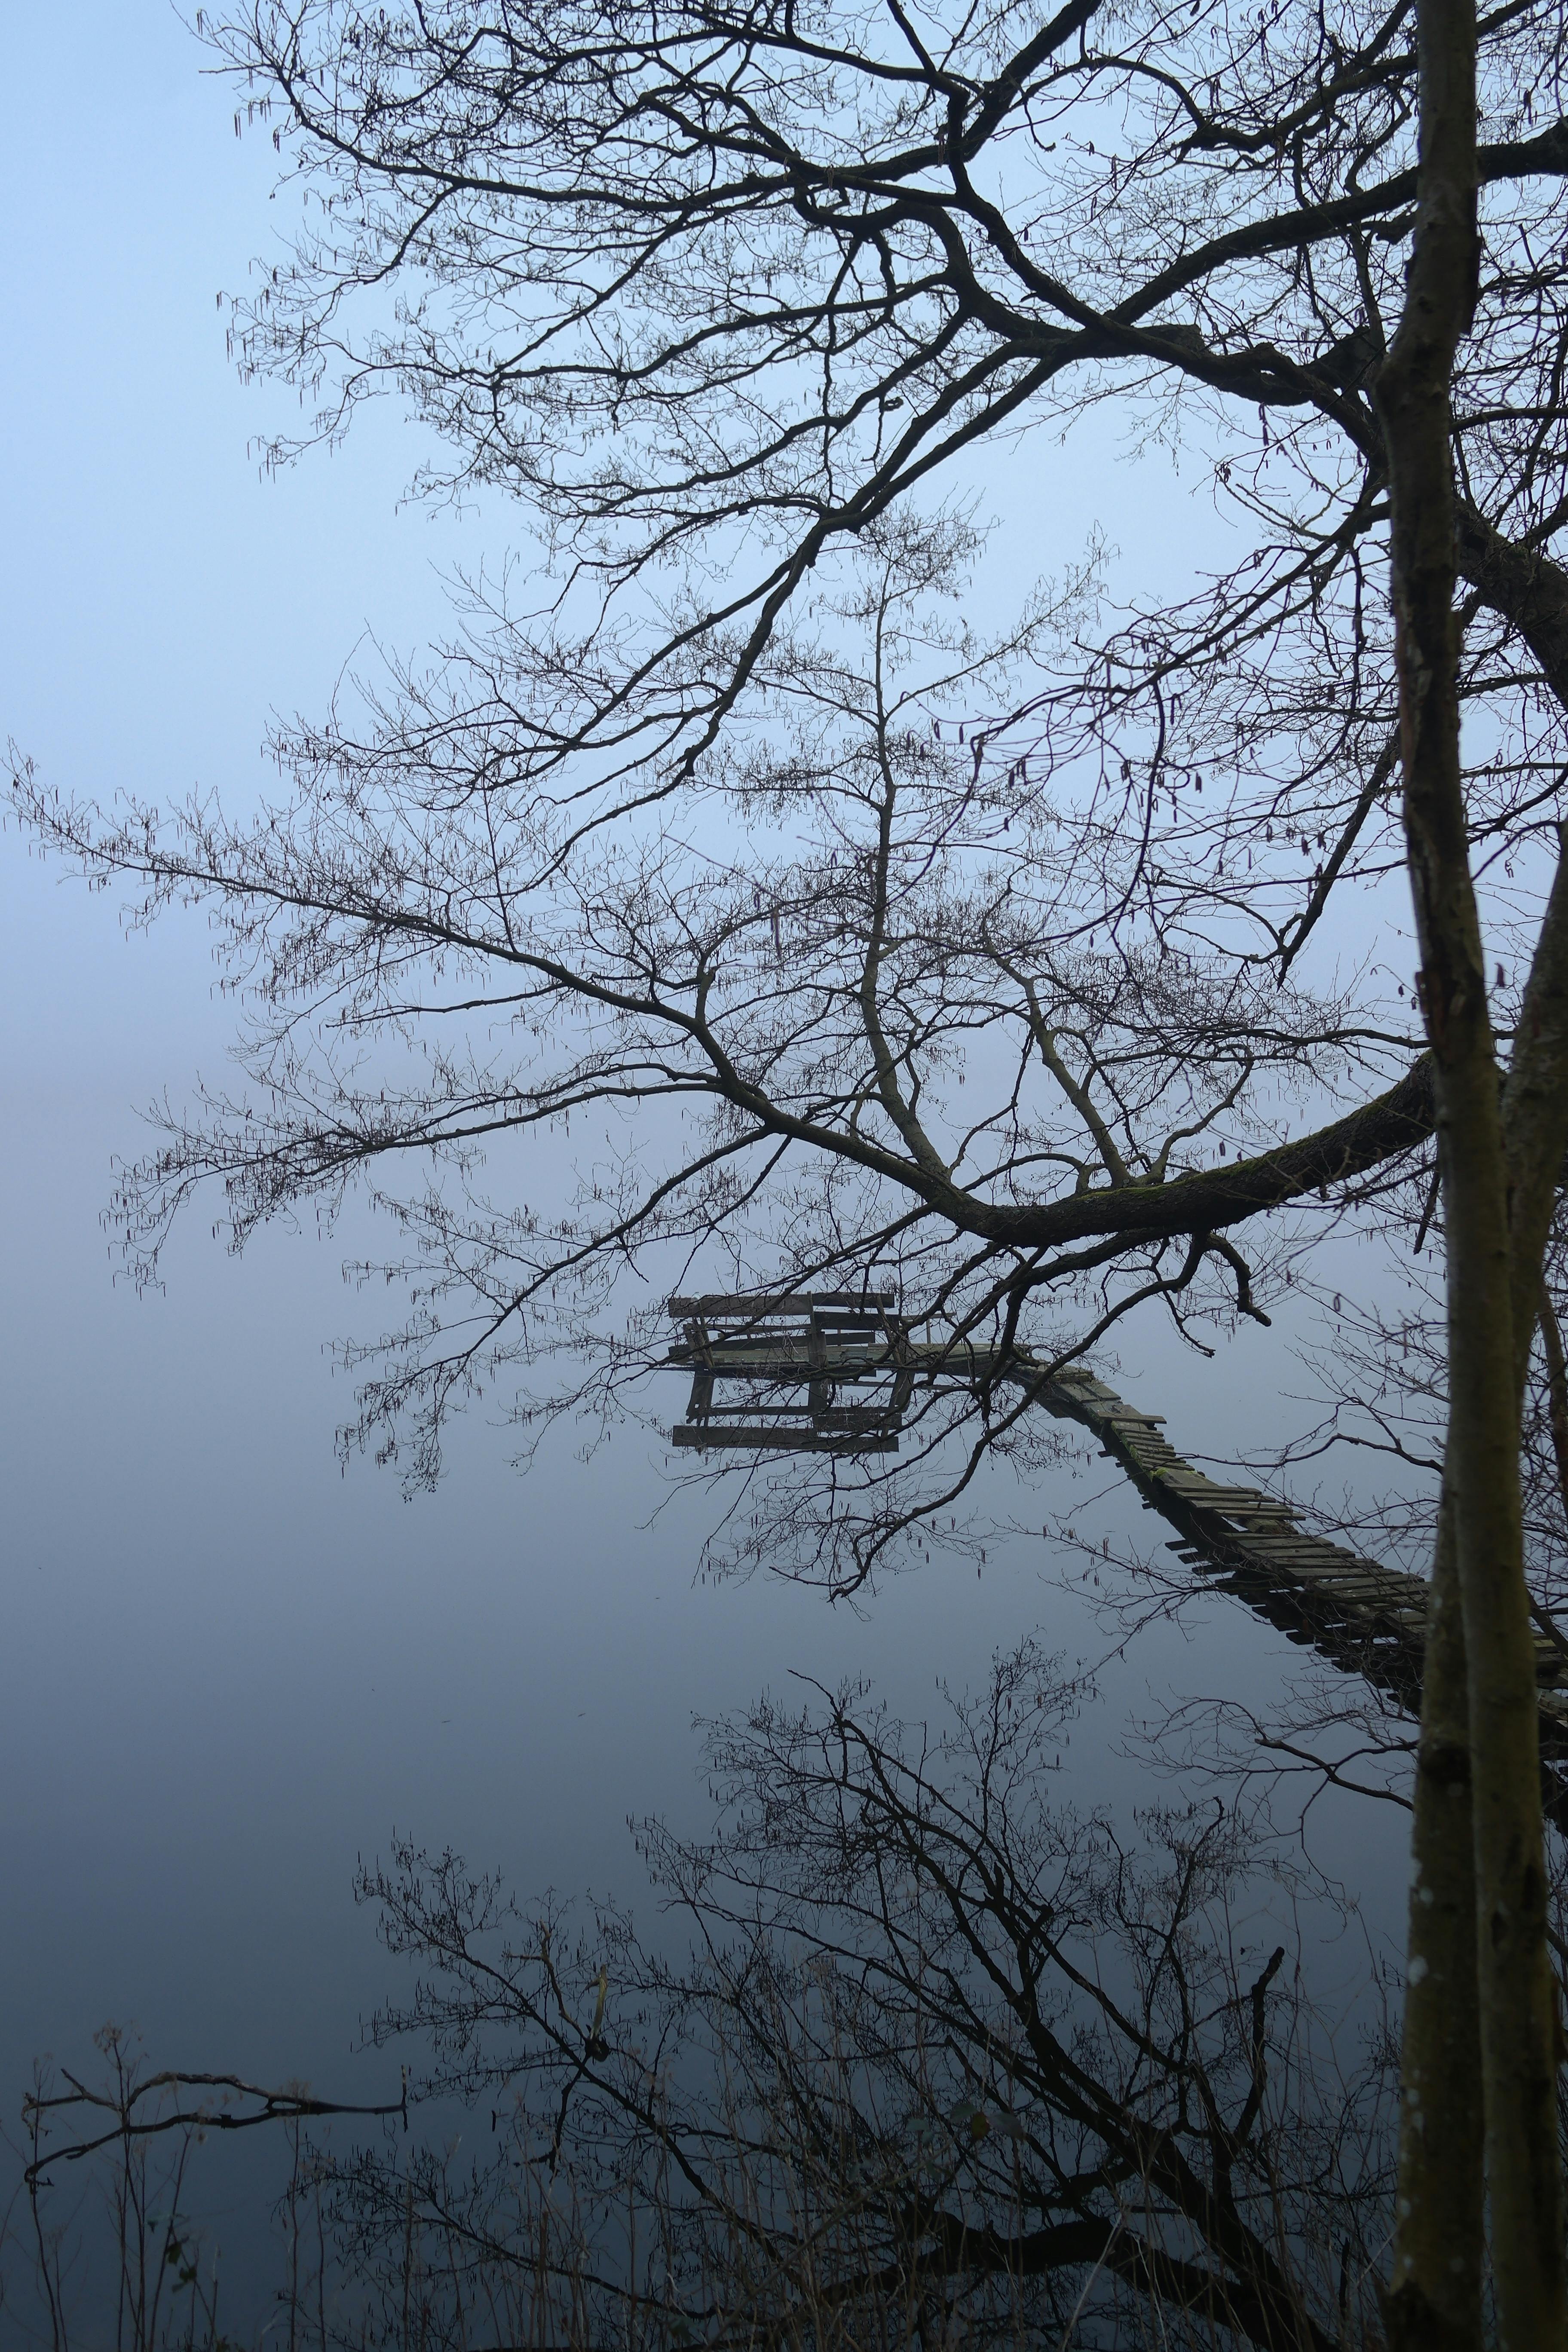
6;515;1439;1590
16;0;1568;2328
15;0;1568;1525
1368;0;1568;2328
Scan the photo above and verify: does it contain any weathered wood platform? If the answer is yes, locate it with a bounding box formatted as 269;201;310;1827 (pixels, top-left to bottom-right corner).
666;1293;913;1451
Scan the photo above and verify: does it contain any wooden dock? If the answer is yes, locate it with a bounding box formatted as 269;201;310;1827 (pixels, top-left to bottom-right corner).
1022;1360;1568;1821
662;1295;1568;1815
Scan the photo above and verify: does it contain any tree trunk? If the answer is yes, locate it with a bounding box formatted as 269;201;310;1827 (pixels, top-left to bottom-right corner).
1377;0;1566;2336
1384;1483;1486;2351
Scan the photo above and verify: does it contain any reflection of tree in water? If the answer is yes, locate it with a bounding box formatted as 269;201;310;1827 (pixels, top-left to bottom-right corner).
20;1649;1396;2350
18;0;1568;2323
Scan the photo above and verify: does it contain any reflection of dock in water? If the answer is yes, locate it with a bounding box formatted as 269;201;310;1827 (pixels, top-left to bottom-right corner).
663;1293;1568;1807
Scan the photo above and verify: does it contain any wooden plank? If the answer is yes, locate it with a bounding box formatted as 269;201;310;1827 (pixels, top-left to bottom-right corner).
668;1291;894;1316
671;1425;899;1453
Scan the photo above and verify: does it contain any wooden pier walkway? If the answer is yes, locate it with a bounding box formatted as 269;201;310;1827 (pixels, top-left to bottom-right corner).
663;1294;1568;1811
1021;1360;1568;1818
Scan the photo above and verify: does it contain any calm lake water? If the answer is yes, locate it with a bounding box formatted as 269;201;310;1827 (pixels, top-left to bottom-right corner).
0;925;1413;2333
1;16;1417;2329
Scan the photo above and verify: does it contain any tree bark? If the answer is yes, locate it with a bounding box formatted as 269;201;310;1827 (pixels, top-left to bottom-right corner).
1384;1483;1486;2352
1539;1286;1568;1526
1385;842;1568;2345
1378;0;1567;2336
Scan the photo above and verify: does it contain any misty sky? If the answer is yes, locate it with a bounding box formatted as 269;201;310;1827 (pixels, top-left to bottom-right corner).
1;12;1412;2297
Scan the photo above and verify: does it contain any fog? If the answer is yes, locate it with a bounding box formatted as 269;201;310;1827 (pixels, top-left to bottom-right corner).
1;3;1413;2323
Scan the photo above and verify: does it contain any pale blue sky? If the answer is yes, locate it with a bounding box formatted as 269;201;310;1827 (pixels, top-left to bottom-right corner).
0;8;1407;2319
